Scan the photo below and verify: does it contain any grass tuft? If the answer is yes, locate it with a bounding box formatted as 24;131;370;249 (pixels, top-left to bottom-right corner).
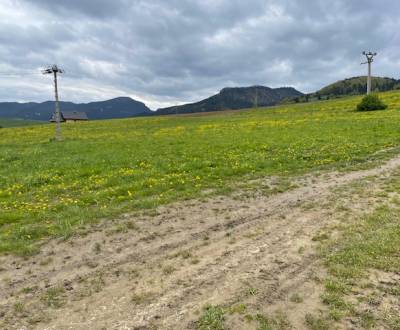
197;305;225;330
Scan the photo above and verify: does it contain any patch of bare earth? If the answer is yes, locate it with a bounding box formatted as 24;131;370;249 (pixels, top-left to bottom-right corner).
2;156;400;330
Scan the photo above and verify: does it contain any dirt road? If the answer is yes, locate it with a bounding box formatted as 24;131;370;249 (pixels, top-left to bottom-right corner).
1;156;400;329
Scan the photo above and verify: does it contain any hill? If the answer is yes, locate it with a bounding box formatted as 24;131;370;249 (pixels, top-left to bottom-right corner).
280;76;400;104
0;118;44;128
156;86;303;115
316;76;400;98
0;97;151;121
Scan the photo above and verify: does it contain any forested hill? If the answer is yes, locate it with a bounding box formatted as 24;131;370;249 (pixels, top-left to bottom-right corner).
316;76;400;97
156;86;303;115
0;97;151;121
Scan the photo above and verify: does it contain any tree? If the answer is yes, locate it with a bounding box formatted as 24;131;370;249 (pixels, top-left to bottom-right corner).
356;94;387;111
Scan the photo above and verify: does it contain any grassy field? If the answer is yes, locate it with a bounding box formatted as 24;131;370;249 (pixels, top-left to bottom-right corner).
1;91;400;255
0;118;45;128
306;168;400;329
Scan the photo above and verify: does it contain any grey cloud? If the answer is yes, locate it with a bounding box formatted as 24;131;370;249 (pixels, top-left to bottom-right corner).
23;0;129;18
0;0;399;109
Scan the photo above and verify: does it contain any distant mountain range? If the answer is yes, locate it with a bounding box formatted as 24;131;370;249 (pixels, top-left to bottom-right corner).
0;97;151;121
1;76;399;121
155;86;303;115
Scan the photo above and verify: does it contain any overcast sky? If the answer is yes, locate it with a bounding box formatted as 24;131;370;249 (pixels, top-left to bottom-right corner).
0;0;399;109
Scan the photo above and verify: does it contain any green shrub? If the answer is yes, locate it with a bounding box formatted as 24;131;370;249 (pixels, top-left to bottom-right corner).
356;94;387;111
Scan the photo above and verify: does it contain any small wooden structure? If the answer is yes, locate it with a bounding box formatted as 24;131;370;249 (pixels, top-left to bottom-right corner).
50;111;88;123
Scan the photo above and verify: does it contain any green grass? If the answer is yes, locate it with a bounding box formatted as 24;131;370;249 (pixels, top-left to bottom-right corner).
316;170;400;328
2;91;400;254
197;305;225;330
327;207;400;278
0;118;45;128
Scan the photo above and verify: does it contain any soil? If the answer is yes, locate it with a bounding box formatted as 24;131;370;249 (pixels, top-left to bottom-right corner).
1;156;400;330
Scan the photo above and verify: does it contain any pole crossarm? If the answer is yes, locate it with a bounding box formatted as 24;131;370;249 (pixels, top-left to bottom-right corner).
42;65;64;75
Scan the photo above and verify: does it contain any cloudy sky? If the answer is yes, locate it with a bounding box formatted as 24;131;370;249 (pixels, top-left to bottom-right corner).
0;0;399;109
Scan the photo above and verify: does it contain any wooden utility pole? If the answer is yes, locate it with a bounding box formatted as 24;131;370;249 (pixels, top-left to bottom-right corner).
42;65;64;140
362;51;377;94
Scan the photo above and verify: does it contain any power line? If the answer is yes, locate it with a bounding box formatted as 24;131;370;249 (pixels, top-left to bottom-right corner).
0;72;42;76
0;66;58;77
42;65;64;141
